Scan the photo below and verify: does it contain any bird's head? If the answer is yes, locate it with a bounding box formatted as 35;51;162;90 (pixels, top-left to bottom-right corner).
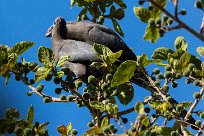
45;16;66;37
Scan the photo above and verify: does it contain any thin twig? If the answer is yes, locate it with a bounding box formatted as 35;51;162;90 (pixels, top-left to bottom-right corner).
165;25;182;32
200;13;204;35
181;124;189;136
114;116;127;134
184;88;204;120
176;118;203;132
174;0;179;19
117;96;152;116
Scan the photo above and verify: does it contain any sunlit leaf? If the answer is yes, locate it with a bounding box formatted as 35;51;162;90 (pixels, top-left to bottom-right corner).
93;43;122;64
111;60;137;87
38;46;54;68
70;0;75;7
38;122;49;132
56;56;69;67
197;46;204;57
35;67;51;82
57;125;67;135
8;53;18;69
178;52;191;70
10;41;35;55
27;105;34;124
99;117;108;132
142;116;150;127
67;123;72;134
86;126;100;135
137;53;148;67
134;102;144;114
174;36;188;51
144;25;160;43
180;102;192;110
152;48;174;60
134;7;151;23
150;0;166;18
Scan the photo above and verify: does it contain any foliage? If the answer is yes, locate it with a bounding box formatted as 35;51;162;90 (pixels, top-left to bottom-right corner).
0;105;49;135
1;0;204;135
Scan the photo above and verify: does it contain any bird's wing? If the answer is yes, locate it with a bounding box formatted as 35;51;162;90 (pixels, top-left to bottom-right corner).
55;39;102;63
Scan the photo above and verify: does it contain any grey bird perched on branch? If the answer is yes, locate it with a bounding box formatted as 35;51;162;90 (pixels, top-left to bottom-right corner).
45;16;197;129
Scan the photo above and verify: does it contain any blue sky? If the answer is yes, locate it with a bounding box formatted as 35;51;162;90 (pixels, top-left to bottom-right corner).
0;0;204;135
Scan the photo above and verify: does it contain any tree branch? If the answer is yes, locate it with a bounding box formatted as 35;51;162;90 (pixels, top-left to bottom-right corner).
147;0;204;42
184;88;204;121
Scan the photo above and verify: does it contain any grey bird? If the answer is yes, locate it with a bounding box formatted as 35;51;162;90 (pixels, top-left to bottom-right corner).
45;16;197;129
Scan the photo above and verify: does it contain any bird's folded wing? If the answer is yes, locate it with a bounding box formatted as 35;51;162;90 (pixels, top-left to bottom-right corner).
56;40;102;63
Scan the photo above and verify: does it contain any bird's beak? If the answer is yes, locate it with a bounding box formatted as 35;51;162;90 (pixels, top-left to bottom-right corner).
45;25;53;37
45;31;51;37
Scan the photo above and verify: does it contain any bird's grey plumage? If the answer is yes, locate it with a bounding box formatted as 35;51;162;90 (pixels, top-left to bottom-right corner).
48;17;102;78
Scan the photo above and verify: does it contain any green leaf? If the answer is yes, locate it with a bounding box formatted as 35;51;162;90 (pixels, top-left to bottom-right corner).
134;102;144;114
57;125;67;135
117;83;134;105
149;101;170;114
115;8;125;20
152;48;174;60
38;122;49;132
70;0;75;7
10;41;35;55
7;53;18;69
147;59;163;66
94;43;113;56
134;7;151;23
56;56;69;67
197;46;204;57
174;36;188;51
0;49;8;66
151;125;174;135
112;0;127;8
190;55;202;70
105;103;118;115
178;52;191;70
90;101;105;111
27;105;34;124
67;123;72;135
38;46;54;68
111;18;124;37
150;0;166;18
99;117;108;132
110;6;117;17
0;64;9;76
90;62;106;68
142;116;150;127
35;67;51;82
93;43;122;64
144;25;160;43
137;54;148;67
180;102;192;110
28;62;40;71
111;60;137;87
86;126;100;135
53;71;64;78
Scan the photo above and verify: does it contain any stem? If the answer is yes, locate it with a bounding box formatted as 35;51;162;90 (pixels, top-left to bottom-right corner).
148;0;204;42
117;96;152;116
174;0;179;19
184;88;204;120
